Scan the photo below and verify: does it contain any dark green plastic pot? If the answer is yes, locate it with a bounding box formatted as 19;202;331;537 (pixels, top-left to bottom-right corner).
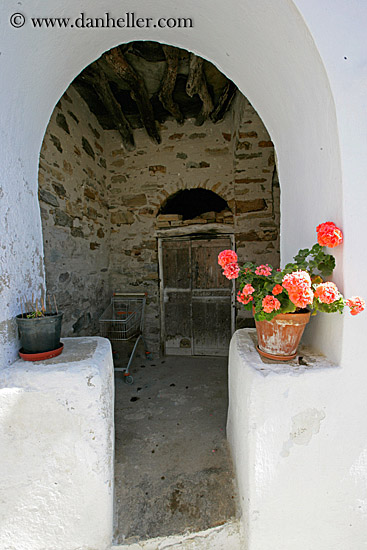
16;312;63;354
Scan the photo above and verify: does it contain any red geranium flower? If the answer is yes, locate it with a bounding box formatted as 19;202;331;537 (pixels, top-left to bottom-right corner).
242;284;255;296
262;295;281;313
314;282;339;304
272;284;283;296
223;262;239;280
218;249;238;268
255;264;272;276
237;292;253;305
288;287;314;309
346;296;365;316
282;271;311;292
316;222;343;248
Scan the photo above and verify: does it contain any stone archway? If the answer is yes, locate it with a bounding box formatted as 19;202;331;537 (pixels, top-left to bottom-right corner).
38;46;280;355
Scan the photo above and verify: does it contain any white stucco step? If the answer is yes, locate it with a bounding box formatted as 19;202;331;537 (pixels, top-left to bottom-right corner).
0;337;115;550
111;519;244;550
227;329;343;550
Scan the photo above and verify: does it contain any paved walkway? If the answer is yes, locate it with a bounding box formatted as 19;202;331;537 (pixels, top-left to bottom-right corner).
113;352;237;544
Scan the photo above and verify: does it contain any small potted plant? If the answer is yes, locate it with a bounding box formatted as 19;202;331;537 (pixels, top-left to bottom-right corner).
218;222;365;360
16;294;63;360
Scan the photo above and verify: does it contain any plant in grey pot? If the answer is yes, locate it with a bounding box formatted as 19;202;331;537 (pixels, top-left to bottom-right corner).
16;295;63;359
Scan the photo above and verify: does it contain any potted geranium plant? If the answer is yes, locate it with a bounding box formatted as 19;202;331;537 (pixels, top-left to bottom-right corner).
218;222;365;360
16;295;64;360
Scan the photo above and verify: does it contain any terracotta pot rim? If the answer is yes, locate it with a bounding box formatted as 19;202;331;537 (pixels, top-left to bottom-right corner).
265;310;311;323
252;307;311;323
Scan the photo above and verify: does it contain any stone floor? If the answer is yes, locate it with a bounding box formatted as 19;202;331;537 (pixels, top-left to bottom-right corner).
113;347;238;545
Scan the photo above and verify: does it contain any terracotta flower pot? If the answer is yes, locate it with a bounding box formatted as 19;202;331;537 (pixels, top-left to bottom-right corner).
254;310;311;361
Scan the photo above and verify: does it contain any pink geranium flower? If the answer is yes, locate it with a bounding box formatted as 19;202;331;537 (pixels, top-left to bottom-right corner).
272;284;283;296
255;264;272;276
288;287;314;309
282;271;311;292
242;284;255;296
262;295;281;313
237;291;254;305
218;249;238;268
314;282;339;304
346;296;365;316
316;222;343;248
223;262;239;280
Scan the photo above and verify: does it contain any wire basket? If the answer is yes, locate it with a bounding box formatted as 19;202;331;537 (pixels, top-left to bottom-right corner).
99;294;146;341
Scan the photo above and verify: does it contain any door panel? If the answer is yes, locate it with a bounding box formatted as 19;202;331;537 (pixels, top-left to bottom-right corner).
191;238;232;356
162;240;191;289
161;240;192;354
192;296;232;355
165;291;192;355
191;239;232;290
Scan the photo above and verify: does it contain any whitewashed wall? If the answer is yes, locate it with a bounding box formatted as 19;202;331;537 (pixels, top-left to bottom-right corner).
0;1;366;549
227;330;367;550
0;0;344;365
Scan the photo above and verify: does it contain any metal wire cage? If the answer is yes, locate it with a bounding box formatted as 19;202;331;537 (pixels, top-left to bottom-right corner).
99;294;146;341
99;292;150;383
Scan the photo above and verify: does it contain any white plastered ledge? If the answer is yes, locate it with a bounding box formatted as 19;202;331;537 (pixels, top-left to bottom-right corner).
0;337;114;550
227;329;345;550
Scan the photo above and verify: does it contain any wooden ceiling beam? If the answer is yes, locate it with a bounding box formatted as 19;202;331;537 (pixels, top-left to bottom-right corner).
186;54;214;126
159;45;184;124
104;47;161;144
211;81;237;123
93;64;135;151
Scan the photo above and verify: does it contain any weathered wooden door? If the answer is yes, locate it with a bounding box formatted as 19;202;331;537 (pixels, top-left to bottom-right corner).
159;236;234;356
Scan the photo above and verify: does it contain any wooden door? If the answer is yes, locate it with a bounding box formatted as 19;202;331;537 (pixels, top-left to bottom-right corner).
159;236;234;356
161;239;192;355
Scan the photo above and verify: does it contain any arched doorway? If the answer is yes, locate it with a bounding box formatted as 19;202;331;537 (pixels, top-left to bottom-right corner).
38;42;280;356
37;41;279;542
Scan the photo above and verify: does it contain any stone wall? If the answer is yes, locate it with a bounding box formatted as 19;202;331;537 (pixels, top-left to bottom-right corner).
232;93;280;268
106;92;279;346
38;86;110;336
38;88;279;350
106;116;236;352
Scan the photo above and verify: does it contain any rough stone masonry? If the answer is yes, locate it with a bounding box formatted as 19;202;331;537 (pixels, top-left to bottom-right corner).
38;84;279;353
